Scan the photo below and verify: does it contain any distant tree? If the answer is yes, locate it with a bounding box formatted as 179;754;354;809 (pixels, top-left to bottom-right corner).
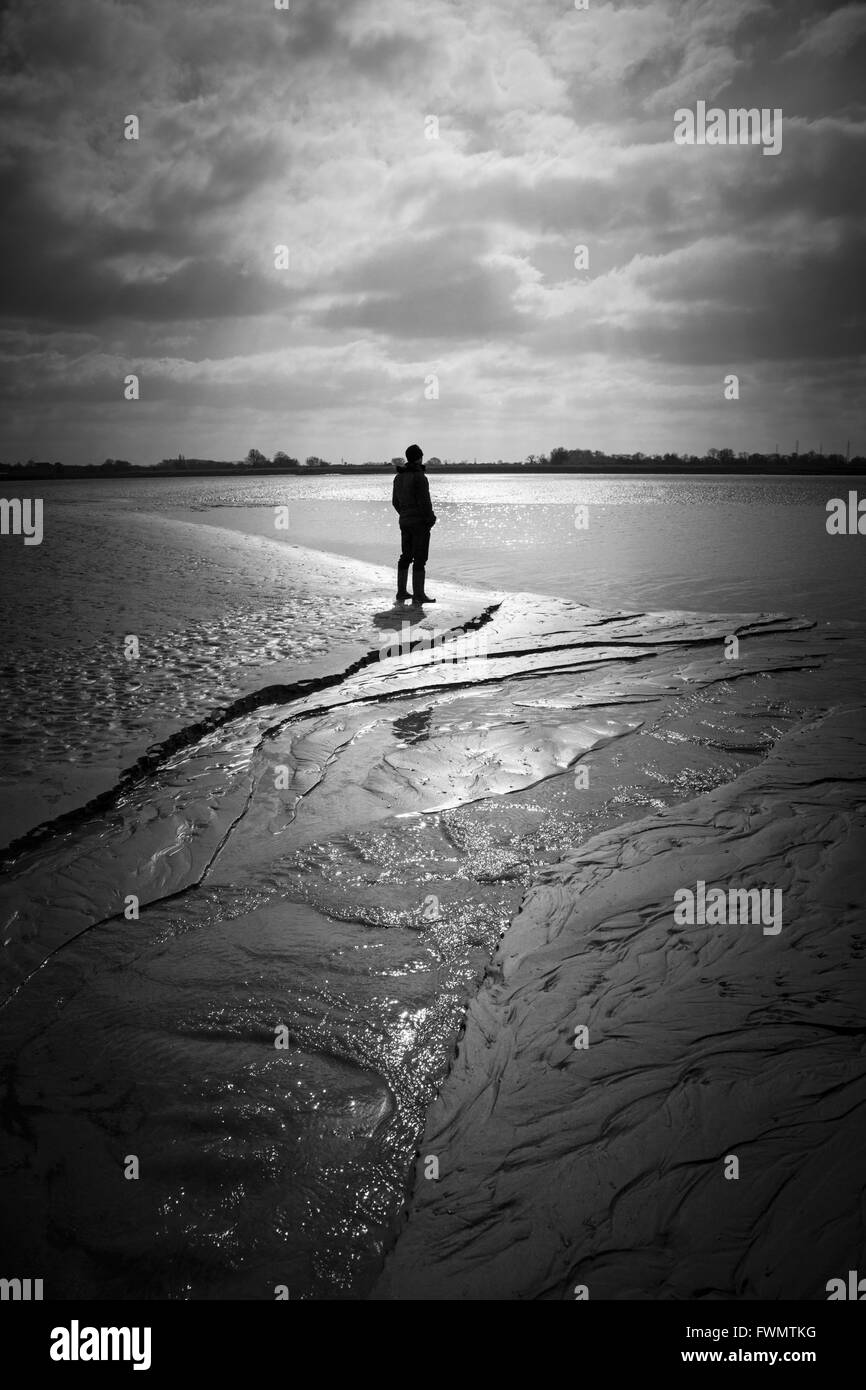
526;453;538;465
246;448;269;466
273;451;299;467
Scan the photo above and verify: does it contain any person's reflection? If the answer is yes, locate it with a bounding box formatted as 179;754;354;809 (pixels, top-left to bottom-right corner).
392;707;433;744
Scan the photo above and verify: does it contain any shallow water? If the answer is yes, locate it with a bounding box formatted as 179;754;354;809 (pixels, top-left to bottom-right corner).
177;472;866;623
3;472;866;624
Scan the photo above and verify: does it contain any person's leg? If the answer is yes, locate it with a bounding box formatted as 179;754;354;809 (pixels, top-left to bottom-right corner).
410;526;433;602
396;526;412;599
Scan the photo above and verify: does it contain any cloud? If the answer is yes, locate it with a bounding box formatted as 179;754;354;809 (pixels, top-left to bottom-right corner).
319;227;538;339
0;0;862;462
784;2;866;60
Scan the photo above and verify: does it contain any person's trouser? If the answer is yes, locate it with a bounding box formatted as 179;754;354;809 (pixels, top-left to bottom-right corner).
398;524;431;598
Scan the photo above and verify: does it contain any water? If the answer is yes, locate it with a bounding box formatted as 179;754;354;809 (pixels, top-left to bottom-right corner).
0;472;863;1299
170;471;866;621
3;471;863;621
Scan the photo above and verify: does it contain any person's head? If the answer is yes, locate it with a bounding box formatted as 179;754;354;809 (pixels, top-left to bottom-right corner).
405;443;423;469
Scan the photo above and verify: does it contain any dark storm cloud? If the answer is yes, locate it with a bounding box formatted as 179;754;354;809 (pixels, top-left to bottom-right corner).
0;157;294;325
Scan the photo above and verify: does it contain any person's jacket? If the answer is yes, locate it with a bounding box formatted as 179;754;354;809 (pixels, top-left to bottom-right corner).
392;465;436;527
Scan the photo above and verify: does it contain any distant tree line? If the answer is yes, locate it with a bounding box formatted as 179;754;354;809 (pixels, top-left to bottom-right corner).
538;446;857;469
1;446;862;479
151;449;334;471
151;450;327;471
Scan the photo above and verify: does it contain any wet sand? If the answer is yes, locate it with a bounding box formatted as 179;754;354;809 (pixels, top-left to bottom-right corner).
374;705;866;1300
0;511;495;850
1;537;862;1299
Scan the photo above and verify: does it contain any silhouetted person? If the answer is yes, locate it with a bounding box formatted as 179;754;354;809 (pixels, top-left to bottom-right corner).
392;443;436;603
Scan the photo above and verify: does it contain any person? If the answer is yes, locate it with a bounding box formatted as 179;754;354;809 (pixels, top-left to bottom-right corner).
392;444;436;603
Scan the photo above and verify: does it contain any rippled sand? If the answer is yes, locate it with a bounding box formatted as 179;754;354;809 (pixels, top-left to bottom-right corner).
375;704;866;1300
2;549;861;1301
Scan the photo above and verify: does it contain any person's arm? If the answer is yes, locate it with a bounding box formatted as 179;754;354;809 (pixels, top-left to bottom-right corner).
418;472;436;525
392;475;401;512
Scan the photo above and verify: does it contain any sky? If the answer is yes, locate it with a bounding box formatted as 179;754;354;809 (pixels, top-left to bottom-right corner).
0;0;864;466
